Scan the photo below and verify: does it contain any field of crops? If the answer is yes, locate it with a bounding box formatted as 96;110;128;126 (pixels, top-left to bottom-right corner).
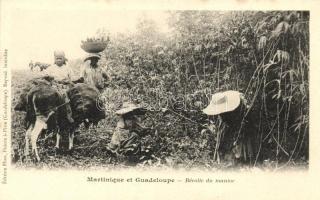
11;11;309;171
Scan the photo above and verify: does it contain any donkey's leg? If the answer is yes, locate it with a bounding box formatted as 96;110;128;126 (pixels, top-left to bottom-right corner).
68;131;74;150
31;119;46;162
25;125;33;158
55;133;61;149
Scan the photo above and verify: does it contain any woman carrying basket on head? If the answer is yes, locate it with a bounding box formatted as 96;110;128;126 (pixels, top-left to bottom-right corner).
79;37;110;92
79;53;109;92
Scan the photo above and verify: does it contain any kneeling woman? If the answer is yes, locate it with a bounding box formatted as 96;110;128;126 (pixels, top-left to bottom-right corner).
107;102;147;163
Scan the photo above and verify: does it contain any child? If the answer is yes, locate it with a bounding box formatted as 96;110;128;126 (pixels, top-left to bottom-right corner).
41;50;75;123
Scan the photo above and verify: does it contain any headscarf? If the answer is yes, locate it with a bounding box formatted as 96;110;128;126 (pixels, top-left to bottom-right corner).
54;50;68;65
84;53;101;62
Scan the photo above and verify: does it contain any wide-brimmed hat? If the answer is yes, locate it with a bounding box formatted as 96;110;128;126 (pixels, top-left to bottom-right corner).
115;102;145;115
202;90;242;116
84;53;101;61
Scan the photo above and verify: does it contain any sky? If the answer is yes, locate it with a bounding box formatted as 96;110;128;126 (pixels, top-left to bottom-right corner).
2;0;310;69
2;0;169;69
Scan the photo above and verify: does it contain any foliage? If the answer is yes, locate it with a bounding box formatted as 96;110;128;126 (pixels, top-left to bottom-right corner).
100;11;309;166
12;11;309;169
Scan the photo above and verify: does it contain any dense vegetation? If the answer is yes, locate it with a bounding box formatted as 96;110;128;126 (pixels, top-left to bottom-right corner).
12;11;309;170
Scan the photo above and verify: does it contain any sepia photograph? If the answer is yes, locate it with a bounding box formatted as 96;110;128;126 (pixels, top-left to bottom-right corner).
1;0;319;199
9;9;309;170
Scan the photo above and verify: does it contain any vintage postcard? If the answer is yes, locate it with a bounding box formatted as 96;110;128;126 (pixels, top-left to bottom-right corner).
0;0;319;199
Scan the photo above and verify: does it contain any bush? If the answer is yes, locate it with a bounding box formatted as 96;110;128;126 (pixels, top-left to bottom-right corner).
100;11;309;166
12;11;309;169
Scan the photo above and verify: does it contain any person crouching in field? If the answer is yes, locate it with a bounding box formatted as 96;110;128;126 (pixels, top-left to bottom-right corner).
41;50;76;124
107;102;147;164
203;91;257;166
79;53;109;92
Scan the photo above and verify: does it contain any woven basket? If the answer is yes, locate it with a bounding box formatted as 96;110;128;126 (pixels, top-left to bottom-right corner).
81;41;108;53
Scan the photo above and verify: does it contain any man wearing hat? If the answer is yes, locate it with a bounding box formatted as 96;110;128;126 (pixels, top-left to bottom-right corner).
41;50;76;123
107;102;147;163
203;90;256;165
79;53;109;92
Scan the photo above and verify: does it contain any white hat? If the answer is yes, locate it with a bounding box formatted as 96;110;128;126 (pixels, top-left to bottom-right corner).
202;91;242;116
115;102;142;115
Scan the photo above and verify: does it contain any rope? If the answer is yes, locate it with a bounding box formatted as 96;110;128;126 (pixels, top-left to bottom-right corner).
35;99;70;117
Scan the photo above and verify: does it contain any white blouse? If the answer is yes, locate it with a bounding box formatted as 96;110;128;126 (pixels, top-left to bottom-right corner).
80;61;108;90
42;63;76;82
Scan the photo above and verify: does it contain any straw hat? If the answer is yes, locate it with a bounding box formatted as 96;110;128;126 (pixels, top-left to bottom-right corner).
202;91;242;116
84;53;101;61
115;102;144;115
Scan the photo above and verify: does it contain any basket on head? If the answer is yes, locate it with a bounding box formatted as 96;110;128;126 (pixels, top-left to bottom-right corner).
81;41;108;53
81;37;109;53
